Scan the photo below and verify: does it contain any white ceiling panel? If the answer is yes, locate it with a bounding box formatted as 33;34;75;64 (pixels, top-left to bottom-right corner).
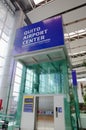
68;38;86;62
69;38;86;48
77;73;86;78
27;0;86;23
71;56;86;63
72;60;83;66
65;20;86;33
74;66;86;72
70;46;86;54
63;6;86;24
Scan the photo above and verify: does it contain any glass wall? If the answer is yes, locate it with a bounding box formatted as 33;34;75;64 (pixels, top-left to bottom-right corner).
25;60;69;94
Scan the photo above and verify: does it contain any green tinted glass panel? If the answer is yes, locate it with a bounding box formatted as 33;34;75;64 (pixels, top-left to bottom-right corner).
25;60;69;94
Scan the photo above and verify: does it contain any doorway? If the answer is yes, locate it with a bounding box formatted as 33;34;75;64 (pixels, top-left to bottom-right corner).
35;96;54;130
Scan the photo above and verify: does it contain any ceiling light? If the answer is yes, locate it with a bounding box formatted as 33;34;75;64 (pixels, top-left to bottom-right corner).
64;28;86;40
69;32;75;36
69;51;86;56
64;33;68;37
78;29;85;33
33;0;45;5
77;78;86;82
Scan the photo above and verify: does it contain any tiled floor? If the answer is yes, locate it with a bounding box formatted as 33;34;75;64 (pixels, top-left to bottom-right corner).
36;115;54;130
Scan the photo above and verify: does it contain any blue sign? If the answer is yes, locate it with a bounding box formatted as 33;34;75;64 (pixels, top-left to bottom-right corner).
13;16;64;55
24;98;33;103
72;70;77;86
24;104;33;112
23;96;33;113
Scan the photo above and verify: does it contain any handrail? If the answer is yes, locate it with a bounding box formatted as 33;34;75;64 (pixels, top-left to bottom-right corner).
0;115;14;119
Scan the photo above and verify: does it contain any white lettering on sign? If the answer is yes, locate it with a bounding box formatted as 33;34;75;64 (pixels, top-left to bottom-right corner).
22;26;50;48
24;27;41;35
22;35;45;45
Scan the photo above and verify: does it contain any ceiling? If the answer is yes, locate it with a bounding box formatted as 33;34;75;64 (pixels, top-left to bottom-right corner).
5;0;86;80
15;47;66;65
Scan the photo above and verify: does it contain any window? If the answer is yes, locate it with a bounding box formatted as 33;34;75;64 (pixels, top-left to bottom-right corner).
9;62;23;115
33;0;45;5
33;0;55;5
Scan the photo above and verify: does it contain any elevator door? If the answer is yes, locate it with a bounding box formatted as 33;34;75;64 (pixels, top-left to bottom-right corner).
36;96;54;130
